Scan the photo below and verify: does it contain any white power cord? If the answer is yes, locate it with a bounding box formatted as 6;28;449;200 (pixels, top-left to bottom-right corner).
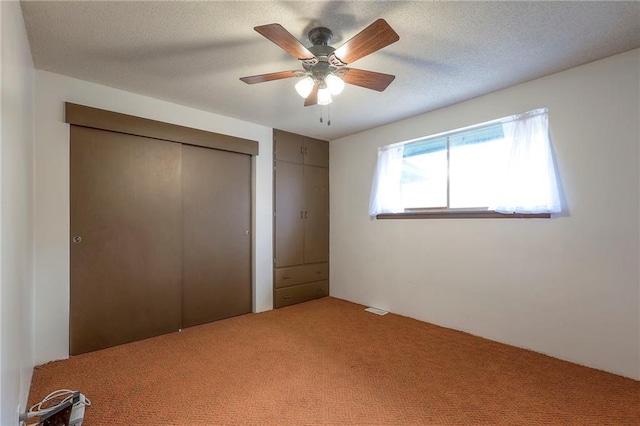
22;389;91;426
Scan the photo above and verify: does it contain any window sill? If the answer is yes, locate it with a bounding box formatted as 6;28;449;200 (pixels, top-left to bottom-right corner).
375;211;551;220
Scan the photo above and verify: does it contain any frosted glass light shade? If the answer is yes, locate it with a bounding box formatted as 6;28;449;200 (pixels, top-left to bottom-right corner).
317;87;332;105
295;77;314;98
325;74;345;95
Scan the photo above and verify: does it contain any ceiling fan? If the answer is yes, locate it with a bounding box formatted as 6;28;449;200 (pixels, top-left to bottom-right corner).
240;19;399;107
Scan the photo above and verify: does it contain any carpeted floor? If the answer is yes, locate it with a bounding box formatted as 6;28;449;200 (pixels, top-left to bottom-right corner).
29;297;639;425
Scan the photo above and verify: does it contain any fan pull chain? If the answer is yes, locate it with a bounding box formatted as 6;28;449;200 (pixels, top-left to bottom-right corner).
319;105;331;126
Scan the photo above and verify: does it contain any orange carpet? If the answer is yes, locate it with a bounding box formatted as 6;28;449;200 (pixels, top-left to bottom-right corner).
29;297;639;425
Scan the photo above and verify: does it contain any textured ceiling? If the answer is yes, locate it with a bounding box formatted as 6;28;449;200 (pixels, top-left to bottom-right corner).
20;1;640;140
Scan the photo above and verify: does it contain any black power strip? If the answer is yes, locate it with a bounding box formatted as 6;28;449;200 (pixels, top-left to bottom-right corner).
38;391;83;426
39;400;72;426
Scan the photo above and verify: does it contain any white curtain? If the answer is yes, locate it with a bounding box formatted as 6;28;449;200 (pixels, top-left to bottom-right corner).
369;145;405;216
490;108;561;213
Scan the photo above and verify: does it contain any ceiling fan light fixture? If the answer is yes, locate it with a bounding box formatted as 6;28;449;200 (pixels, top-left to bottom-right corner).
317;86;332;105
325;74;345;96
295;76;315;98
241;20;399;107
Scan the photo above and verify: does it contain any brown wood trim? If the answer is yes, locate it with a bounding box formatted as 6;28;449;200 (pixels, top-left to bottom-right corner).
65;102;258;156
376;211;551;219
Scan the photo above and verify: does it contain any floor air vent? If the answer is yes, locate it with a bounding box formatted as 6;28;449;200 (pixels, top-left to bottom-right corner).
364;307;388;316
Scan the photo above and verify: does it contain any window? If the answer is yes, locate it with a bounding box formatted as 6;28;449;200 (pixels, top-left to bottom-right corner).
369;108;561;217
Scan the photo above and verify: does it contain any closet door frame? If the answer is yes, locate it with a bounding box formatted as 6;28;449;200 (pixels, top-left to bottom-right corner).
66;103;259;354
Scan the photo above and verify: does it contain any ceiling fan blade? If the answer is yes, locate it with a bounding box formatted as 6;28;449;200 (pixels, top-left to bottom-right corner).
254;24;316;60
240;70;299;84
304;84;319;107
332;19;399;65
341;68;396;92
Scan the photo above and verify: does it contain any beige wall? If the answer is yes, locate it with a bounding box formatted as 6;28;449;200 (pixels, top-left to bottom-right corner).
1;1;35;422
33;70;274;365
330;49;640;379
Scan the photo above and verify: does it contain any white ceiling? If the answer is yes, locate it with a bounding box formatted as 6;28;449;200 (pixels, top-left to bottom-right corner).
20;1;640;140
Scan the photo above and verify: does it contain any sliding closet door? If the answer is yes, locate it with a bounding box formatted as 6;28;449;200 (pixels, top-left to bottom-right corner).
181;145;252;328
70;126;182;355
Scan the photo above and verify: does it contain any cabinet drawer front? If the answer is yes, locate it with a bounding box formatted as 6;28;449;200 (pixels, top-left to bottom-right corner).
275;263;329;288
275;280;328;308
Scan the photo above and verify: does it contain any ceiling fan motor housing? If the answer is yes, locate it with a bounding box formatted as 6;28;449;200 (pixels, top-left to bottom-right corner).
306;28;341;83
308;27;333;46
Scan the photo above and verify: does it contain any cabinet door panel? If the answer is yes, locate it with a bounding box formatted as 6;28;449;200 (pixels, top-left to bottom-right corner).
182;145;252;328
304;137;329;168
70;126;182;355
275;162;304;267
274;129;304;163
304;166;329;263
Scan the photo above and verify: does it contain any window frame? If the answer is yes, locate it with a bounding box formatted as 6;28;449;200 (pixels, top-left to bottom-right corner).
371;110;554;220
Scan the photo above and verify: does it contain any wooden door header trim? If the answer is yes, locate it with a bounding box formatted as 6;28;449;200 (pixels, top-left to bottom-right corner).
65;102;259;156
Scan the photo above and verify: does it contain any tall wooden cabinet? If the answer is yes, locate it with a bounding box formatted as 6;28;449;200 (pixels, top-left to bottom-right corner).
273;129;329;308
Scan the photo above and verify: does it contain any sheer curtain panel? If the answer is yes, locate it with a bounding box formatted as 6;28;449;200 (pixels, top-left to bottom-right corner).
491;108;561;214
369;145;405;217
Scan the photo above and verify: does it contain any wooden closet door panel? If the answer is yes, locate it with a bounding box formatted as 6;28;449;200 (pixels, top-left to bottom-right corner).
70;126;182;355
274;162;304;267
304;166;329;263
182;145;252;328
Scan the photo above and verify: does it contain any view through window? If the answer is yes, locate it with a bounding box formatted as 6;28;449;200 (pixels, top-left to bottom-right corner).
401;123;510;210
